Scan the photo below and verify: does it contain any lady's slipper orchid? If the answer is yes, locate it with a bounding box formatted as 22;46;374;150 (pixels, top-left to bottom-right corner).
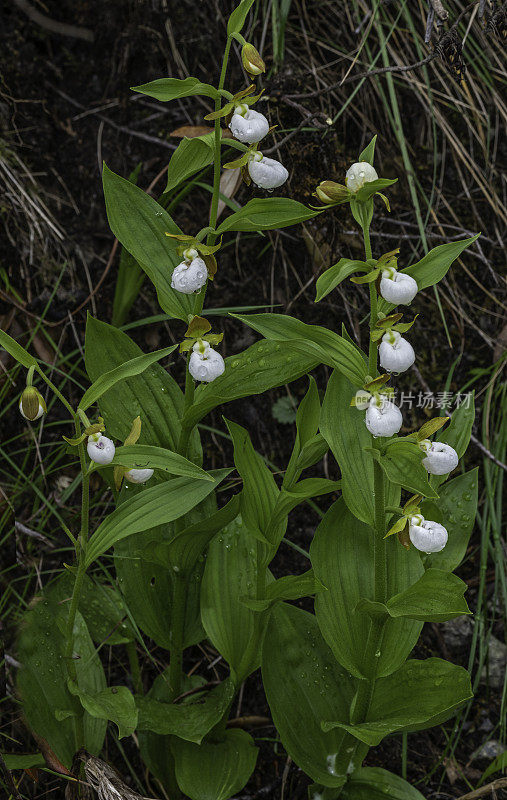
19;387;46;421
171;251;208;294
124;468;154;484
189;340;225;383
87;434;116;465
365;396;403;437
248;152;288;189
379;330;415;373
408;515;448;553
420;440;459;475
229;106;269;144
380;268;418;305
345;162;378;193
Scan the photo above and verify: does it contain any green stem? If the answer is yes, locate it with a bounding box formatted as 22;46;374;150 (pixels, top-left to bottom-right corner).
208;36;232;246
167;574;187;701
361;222;378;377
126;641;143;695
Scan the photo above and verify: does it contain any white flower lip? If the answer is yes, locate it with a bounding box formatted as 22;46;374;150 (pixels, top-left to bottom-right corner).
189;341;225;383
379;332;415;373
380;270;418;305
409;519;448;553
365;397;403;438
248;154;288;189
421;441;459;475
229;108;269;144
125;468;154;484
87;434;116;465
345;161;378;193
171;257;208;294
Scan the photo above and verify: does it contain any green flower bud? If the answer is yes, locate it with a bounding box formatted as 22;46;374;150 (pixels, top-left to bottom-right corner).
19;387;46;421
314;181;350;205
241;43;265;76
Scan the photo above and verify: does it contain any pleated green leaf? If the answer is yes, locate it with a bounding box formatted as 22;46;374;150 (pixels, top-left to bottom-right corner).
0;329;37;369
69;681;138;739
110;444;212;481
341;767;426;800
310;500;424;679
172;729;258;800
132;76;220;101
165;134;214;193
136;679;234;743
216;198;320;233
323;657;472;746
423;469;478;572
85;469;230;567
262;603;366;788
321;371;400;526
182;339;319;429
102;164;193;321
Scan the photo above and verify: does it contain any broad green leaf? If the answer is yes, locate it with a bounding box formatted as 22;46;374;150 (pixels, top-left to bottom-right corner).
79;345;177;411
138;673;204;790
132;76;219;101
1;753;46;770
102;165;192;321
165;135;214;193
323;657;472;746
227;0;256;34
262;603;366;788
285;376;321;484
182;339;319;429
242;569;325;611
232;313;367;387
296;433;329;472
85;317;201;462
216;198;320;233
201;517;265;683
402;235;480;290
69;681;137;739
310;500;423;679
357;569;470;623
136;678;234;743
111;162;144;327
378;440;438;498
0;329;37;369
16;597;106;767
341;767;426;800
358;135;377;165
321;372;400;526
226;419;280;554
172;729;258;800
315;259;369;302
141;495;241;575
85;469;230;566
49;572;134;646
423;469;478;572
110;444;212;481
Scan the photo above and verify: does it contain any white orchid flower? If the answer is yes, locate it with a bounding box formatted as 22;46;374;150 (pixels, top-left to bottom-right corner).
420;440;459;475
345;162;378;193
189;340;225;383
229;105;269;144
171;249;208;294
365;395;403;438
124;468;154;484
248;152;288;189
353;389;372;410
408;515;448;553
380;267;418;305
19;387;46;421
87;433;116;465
379;330;415;373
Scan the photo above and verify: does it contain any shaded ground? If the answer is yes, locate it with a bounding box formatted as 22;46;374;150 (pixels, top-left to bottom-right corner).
1;1;506;798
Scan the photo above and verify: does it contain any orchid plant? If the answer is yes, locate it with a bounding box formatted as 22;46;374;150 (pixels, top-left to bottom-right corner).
3;1;481;798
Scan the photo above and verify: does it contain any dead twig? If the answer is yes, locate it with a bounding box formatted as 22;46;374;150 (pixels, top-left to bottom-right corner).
456;777;507;799
13;0;94;42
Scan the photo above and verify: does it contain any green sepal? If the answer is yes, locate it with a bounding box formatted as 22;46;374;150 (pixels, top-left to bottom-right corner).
384;516;408;538
223;151;253;170
204;102;235;120
363;374;390;392
376;191;391;211
185;316;212;339
417;416;450;441
392;315;419;333
376;313;403;329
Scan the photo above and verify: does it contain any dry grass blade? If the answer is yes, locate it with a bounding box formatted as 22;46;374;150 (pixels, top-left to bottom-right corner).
82;755;159;800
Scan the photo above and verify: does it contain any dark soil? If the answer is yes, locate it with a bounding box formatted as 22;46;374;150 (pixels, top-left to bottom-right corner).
1;1;505;799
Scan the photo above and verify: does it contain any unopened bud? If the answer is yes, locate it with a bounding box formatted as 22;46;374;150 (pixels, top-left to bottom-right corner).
314;181;349;205
19;387;46;421
241;43;265;76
